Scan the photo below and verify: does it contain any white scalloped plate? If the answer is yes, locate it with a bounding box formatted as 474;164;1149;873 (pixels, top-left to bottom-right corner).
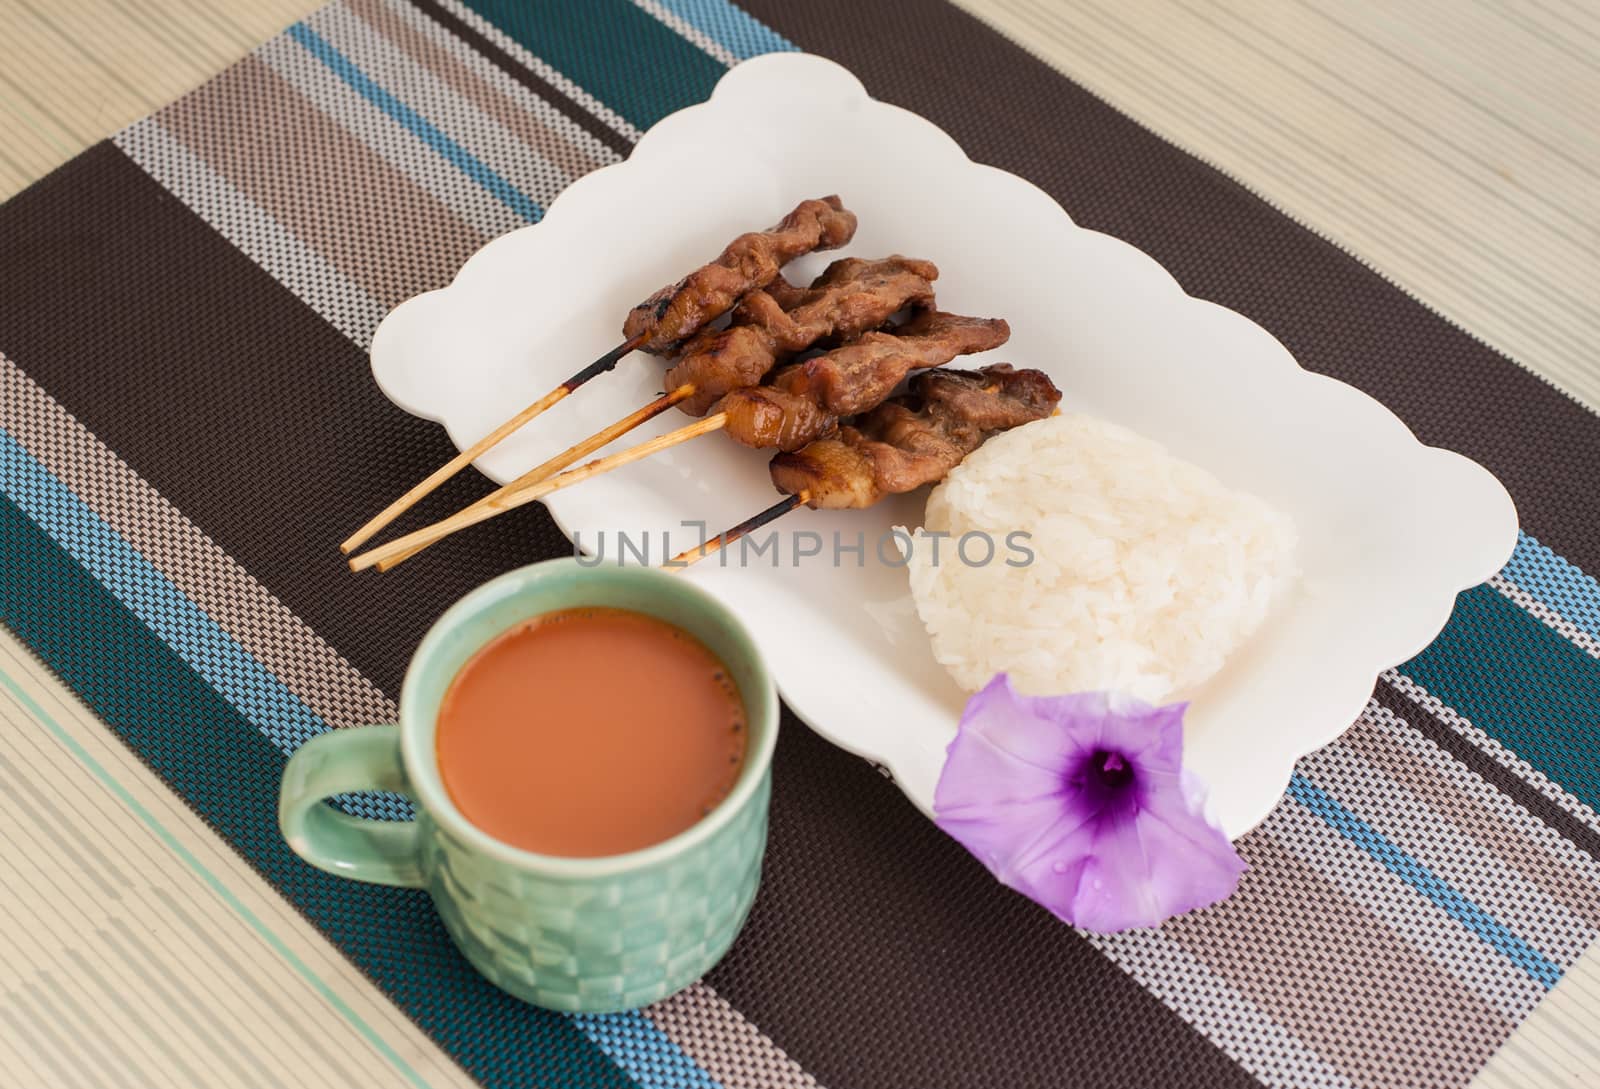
371;53;1516;838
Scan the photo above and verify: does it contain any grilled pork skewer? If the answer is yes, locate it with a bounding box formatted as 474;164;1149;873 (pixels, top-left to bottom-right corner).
770;364;1061;507
567;309;1008;469
364;258;942;570
624;197;858;354
340;196;857;554
714;311;1009;451
670;364;1060;568
666;256;940;415
485;256;941;495
518;256;941;478
348;312;1005;572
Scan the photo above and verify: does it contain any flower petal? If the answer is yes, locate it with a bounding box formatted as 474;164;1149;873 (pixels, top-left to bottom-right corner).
1097;694;1187;771
956;674;1087;773
1015;805;1160;929
1051;797;1243;932
934;677;1246;932
935;725;1065;815
938;795;1085;885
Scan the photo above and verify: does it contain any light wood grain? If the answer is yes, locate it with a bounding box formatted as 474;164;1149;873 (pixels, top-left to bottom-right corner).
0;0;312;197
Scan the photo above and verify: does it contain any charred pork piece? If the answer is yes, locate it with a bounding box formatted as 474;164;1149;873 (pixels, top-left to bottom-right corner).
713;311;1010;451
623;196;858;354
665;255;939;415
770;364;1061;508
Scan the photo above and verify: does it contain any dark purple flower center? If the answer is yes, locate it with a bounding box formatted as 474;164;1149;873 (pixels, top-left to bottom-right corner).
1067;748;1141;818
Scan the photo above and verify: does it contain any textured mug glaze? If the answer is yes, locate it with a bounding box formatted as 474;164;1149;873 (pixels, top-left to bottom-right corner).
278;559;778;1012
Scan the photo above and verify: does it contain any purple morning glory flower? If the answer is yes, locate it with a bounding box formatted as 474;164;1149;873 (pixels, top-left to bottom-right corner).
934;674;1246;932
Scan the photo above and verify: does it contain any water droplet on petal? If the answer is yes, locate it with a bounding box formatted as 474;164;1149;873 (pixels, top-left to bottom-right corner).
1051;860;1068;874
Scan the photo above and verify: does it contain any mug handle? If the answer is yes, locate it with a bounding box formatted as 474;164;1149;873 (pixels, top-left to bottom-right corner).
278;725;424;888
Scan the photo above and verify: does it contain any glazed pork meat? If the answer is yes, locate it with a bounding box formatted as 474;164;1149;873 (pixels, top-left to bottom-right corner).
769;364;1061;508
713;311;1011;451
664;255;939;414
622;196;858;354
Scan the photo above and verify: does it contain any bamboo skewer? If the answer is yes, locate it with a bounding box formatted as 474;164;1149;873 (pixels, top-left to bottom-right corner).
349;411;729;572
374;384;698;570
666;492;807;570
339;334;647;554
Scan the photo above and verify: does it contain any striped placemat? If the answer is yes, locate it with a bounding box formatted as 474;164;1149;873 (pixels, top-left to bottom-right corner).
1;1;1598;1086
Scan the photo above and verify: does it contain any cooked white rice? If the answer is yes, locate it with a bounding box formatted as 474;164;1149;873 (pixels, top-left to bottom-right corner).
904;413;1298;703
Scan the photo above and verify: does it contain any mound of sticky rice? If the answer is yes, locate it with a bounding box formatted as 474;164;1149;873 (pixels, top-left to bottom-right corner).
905;413;1298;703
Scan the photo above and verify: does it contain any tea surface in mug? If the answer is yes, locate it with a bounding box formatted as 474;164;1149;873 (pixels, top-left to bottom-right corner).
436;607;746;857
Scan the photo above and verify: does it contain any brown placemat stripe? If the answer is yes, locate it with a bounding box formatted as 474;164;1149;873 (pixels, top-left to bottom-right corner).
113;119;391;344
160;55;489;308
645;984;821;1089
344;0;615;181
1375;676;1600;861
1347;703;1600;932
1076;927;1348;1088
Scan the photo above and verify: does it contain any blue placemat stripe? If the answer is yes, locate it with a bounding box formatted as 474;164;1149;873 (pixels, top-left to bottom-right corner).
1502;532;1600;643
0;431;326;755
1288;773;1563;988
1405;586;1600;815
574;1012;726;1089
639;0;796;61
0;422;409;821
286;20;543;222
458;0;727;130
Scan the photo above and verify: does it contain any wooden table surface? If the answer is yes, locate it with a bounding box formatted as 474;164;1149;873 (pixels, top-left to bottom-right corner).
0;1;1596;1086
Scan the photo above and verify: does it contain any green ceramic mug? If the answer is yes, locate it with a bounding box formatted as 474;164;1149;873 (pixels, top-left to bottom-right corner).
278;559;778;1013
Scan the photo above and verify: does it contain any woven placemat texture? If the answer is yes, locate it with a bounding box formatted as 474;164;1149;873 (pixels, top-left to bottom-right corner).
2;1;1599;1087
